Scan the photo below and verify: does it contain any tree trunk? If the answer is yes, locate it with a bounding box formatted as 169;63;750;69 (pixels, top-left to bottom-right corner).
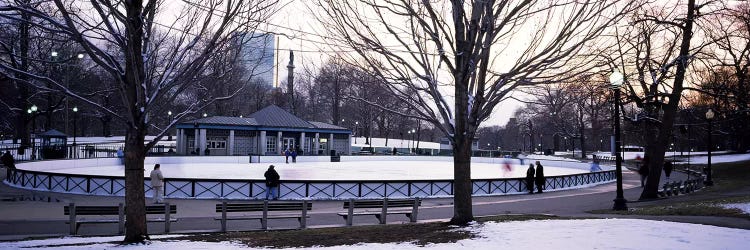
122;0;148;243
640;0;695;199
450;137;473;224
16;6;30;147
579;123;586;159
123;128;148;242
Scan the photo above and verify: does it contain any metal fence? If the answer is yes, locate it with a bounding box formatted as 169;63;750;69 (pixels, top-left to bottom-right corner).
0;143;176;162
5;168;615;200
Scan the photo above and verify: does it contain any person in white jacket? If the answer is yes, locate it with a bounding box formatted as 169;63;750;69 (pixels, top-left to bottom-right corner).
150;164;165;203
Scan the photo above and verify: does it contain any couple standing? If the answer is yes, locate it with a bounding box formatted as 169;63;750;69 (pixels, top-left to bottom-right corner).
525;161;546;194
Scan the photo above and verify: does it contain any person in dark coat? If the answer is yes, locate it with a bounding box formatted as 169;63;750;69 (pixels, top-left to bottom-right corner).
638;157;650;187
284;149;291;163
264;165;281;200
291;150;298;163
1;150;15;169
204;147;210;156
525;163;535;194
535;161;545;193
663;161;673;181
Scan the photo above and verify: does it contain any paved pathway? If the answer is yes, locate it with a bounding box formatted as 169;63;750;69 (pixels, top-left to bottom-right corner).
0;165;745;241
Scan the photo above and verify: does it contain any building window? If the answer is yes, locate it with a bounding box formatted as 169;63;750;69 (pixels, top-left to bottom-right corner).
266;136;276;153
207;137;226;149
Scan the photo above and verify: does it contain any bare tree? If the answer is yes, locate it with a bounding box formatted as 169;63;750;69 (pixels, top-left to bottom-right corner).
607;0;715;199
314;0;629;223
700;2;750;152
0;0;277;243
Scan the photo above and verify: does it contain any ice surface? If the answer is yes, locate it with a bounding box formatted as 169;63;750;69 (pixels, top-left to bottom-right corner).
17;160;590;181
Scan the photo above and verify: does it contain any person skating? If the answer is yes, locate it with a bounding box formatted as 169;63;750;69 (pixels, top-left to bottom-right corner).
264;165;281;200
590;156;602;172
525;163;535;194
535;161;545;193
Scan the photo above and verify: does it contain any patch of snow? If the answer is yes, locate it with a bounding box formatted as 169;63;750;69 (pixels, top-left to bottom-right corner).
1;219;747;249
351;137;440;149
675;153;750;164
721;203;750;214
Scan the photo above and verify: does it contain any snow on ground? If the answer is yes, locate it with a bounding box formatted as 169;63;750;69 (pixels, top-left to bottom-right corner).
351;137;440;149
673;153;750;164
523;154;580;162
1;219;747;250
721;203;750;214
18;161;589;180
1;136;173;145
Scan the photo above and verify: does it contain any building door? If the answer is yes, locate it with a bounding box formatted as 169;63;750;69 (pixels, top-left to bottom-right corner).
283;138;296;151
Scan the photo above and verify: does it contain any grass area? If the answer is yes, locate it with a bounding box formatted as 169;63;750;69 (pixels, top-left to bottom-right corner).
591;196;750;218
163;214;564;248
591;160;750;217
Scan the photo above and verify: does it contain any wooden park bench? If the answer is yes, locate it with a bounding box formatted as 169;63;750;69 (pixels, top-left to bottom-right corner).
64;203;177;235
337;198;421;226
215;200;312;231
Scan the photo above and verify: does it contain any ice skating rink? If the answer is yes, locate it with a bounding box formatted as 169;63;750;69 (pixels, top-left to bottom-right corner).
17;157;608;181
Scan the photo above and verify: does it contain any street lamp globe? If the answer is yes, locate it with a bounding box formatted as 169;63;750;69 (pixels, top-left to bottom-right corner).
27;109;31;114
609;70;624;86
72;107;78;112
30;105;38;112
168;111;172;116
203;113;207;117
51;51;58;57
77;54;84;59
705;108;715;120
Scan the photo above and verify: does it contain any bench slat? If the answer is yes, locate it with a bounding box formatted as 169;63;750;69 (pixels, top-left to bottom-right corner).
215;203;312;213
65;205;176;215
343;200;421;209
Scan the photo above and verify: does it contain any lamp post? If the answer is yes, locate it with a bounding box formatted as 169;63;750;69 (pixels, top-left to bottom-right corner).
609;70;627;210
167;111;173;141
29;105;38;160
411;129;416;153
72;106;78;146
355;121;359;144
407;130;412;153
30;105;38;133
704;108;715;186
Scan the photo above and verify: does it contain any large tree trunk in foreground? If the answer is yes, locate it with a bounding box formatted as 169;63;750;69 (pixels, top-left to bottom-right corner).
123;0;148;242
124;129;148;241
451;138;473;224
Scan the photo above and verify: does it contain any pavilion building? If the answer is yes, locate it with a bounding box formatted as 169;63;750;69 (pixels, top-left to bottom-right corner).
175;105;351;156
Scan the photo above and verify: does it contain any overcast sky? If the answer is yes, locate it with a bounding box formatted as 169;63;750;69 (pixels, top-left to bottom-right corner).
263;0;523;127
